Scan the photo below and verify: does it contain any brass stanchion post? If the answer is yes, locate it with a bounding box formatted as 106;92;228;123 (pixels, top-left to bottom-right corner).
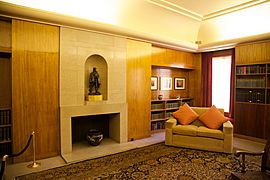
27;131;41;168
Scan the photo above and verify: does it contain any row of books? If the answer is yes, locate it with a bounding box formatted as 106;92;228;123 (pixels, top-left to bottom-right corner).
166;112;173;118
0;143;12;156
0;127;11;141
151;121;165;131
236;65;266;75
236;77;265;88
165;102;179;109
151;103;164;110
151;112;164;120
0;109;11;125
236;90;265;103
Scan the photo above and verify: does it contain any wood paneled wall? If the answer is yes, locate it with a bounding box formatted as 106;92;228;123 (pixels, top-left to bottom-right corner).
12;20;60;162
127;39;151;140
0;19;11;52
151;66;189;99
188;53;201;106
151;46;201;106
152;46;195;69
235;40;270;64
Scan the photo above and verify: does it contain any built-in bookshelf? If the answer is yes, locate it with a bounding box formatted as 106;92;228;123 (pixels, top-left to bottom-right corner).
0;108;12;156
236;63;270;104
151;98;193;132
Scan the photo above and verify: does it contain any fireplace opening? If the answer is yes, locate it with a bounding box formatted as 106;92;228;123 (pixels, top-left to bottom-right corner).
71;113;120;146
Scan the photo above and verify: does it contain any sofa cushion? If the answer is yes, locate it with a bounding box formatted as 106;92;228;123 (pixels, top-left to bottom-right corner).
172;125;198;136
172;103;199;125
190;119;205;127
199;105;227;129
197;126;224;140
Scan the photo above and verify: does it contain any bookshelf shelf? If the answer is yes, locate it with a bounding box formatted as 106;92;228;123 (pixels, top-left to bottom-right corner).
151;118;166;122
150;98;193;131
236;73;266;76
235;63;270;105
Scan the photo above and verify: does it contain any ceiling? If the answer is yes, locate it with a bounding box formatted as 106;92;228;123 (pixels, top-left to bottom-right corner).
0;0;270;51
166;0;254;16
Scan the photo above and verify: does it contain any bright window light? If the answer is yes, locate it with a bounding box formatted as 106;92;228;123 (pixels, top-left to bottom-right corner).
212;56;231;112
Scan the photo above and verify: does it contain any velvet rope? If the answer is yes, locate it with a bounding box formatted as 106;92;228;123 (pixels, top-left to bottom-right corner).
1;133;33;180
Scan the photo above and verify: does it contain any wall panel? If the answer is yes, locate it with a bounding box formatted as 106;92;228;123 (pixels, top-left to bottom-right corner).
235;40;270;64
12;20;59;162
0;20;11;51
127;39;151;140
188;53;201;106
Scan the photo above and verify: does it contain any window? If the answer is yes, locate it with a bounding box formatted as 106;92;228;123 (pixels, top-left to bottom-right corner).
212;56;232;112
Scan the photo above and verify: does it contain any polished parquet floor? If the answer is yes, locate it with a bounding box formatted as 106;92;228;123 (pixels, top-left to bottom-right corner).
4;133;266;180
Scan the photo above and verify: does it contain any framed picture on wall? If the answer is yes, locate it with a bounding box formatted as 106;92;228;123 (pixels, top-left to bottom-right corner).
160;77;172;90
174;77;185;90
151;76;158;90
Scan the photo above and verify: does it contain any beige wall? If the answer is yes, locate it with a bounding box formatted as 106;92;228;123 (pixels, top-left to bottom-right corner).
60;27;127;106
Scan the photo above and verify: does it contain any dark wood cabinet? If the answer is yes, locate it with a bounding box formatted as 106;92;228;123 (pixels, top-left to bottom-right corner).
234;103;269;139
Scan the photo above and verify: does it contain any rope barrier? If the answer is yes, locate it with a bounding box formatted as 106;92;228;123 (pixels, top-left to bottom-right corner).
1;133;33;180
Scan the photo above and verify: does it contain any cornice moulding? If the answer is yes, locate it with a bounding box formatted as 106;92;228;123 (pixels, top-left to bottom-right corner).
147;0;270;21
198;32;270;52
203;0;270;20
146;0;202;21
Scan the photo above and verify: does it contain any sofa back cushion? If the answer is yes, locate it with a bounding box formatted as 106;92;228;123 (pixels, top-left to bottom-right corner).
199;105;227;129
172;103;199;125
191;107;224;116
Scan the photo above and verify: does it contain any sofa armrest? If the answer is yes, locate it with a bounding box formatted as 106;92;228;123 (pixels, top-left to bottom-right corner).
223;120;233;134
223;120;233;153
165;118;177;146
165;118;177;129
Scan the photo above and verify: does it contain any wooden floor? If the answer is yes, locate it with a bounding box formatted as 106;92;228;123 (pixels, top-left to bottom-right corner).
5;133;266;179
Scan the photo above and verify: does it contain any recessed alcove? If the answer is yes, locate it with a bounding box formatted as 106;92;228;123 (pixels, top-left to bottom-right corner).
85;54;108;100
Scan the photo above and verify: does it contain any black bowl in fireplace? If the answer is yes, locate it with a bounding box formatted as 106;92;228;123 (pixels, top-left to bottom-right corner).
87;129;103;146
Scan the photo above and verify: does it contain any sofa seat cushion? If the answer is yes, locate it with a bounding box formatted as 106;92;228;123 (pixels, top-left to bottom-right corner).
172;125;198;136
197;126;224;140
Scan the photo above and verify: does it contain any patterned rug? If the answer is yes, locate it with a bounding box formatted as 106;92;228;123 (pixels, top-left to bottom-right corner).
16;143;260;180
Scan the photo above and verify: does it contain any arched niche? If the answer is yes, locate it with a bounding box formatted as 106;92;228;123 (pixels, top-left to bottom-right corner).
85;54;108;100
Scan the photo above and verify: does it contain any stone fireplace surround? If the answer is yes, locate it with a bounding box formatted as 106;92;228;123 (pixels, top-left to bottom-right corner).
60;102;127;159
60;27;128;162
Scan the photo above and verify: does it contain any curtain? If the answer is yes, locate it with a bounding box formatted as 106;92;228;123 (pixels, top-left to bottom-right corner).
227;49;235;118
200;49;235;118
200;52;213;107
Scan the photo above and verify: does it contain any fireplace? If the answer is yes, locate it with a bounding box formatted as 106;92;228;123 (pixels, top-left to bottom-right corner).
60;27;128;162
72;113;120;145
60;103;128;161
